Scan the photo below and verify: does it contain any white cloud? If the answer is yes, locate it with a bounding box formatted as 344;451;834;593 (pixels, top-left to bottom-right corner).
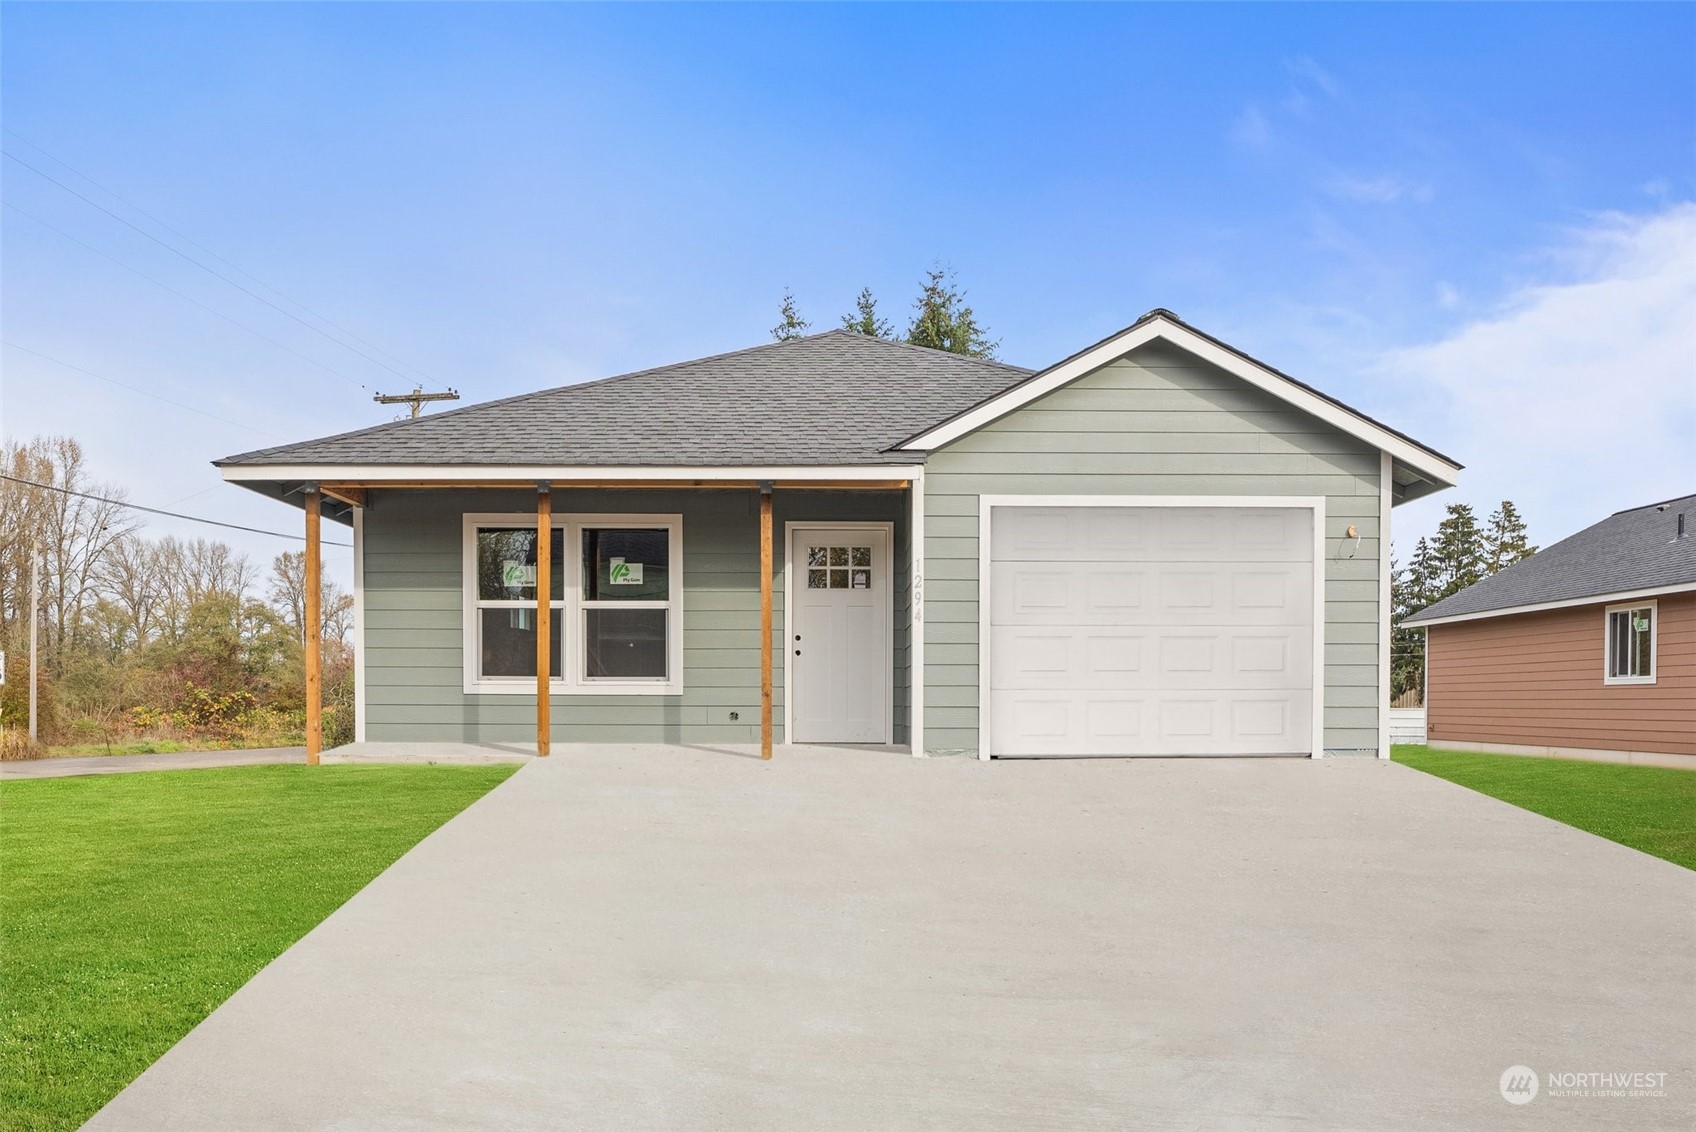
1434;282;1461;309
1324;173;1434;205
1383;203;1696;550
1229;104;1273;152
1284;56;1341;100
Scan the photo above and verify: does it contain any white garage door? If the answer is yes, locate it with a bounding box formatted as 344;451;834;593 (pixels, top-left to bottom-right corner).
988;505;1314;757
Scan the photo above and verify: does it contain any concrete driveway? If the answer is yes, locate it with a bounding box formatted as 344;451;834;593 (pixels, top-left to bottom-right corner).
85;747;1694;1131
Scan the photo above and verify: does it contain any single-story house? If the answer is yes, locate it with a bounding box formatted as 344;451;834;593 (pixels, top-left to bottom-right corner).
219;309;1460;761
1402;494;1695;765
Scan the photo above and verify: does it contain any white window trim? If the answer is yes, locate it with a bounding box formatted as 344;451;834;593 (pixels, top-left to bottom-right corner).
1603;600;1657;686
461;512;684;696
975;494;1327;761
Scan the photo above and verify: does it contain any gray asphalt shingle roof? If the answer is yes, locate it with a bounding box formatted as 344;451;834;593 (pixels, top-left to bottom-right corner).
1402;493;1696;623
218;331;1032;468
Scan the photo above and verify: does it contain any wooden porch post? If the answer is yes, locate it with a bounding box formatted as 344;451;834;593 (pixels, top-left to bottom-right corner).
304;486;322;765
536;483;552;756
759;482;774;760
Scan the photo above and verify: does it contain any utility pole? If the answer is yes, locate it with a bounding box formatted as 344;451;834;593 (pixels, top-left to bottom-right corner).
29;539;40;742
373;387;459;418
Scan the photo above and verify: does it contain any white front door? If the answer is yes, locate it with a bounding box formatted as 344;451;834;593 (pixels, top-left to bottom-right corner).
988;505;1314;757
791;527;890;743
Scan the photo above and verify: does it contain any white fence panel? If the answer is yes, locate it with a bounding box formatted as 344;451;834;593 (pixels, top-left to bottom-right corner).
1388;707;1426;745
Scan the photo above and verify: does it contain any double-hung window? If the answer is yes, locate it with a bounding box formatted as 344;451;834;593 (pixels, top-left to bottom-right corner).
470;524;564;683
1604;602;1656;685
580;524;673;682
464;513;682;694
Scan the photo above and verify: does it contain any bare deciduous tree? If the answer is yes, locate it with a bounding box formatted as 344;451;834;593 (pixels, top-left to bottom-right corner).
0;437;137;674
269;550;354;644
3;431;359;748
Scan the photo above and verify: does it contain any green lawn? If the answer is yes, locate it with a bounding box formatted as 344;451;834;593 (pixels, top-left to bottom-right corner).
0;763;519;1132
1393;745;1696;871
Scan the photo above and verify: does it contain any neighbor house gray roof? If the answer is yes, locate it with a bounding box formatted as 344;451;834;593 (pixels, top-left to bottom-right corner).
218;331;1032;468
1403;493;1696;624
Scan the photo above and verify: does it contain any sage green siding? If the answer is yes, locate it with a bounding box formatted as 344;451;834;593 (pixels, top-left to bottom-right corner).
362;488;908;745
921;340;1386;756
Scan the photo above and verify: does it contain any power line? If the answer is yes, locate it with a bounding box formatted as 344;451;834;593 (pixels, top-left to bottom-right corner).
4;127;445;392
4;200;381;396
0;473;353;546
3;340;287;440
2;147;449;394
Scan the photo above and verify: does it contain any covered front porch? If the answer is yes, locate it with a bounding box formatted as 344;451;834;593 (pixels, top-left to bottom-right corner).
253;467;927;763
317;739;915;765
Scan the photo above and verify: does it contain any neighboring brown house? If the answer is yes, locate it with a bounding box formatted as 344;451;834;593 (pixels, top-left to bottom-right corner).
1402;493;1696;766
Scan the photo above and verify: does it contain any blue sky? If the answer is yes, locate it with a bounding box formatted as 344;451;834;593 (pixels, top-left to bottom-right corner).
4;2;1693;582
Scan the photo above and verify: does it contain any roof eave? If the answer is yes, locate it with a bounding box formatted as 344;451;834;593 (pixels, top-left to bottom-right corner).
218;461;929;484
1402;581;1696;627
896;311;1462;486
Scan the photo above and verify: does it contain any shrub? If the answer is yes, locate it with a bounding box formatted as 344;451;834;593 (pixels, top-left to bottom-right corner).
0;729;43;761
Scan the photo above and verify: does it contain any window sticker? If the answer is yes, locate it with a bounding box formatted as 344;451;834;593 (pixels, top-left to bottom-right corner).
608;557;644;585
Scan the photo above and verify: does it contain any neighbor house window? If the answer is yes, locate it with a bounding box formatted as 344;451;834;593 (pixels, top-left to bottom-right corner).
463;513;682;694
1604;602;1656;685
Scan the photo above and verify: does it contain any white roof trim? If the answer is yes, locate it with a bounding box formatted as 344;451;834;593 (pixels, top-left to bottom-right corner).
1402;582;1696;627
898;314;1461;486
219;463;925;483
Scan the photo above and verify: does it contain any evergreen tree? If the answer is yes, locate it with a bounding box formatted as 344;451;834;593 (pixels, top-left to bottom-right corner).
1484;500;1537;572
1408;536;1441;608
1432;503;1487;595
1391;503;1535;706
905;267;998;359
770;289;810;341
1388;555;1418;701
840;287;894;339
1389;537;1441;703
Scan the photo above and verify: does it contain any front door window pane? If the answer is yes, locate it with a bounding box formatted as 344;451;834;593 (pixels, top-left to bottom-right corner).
810;545;872;590
584;609;668;678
